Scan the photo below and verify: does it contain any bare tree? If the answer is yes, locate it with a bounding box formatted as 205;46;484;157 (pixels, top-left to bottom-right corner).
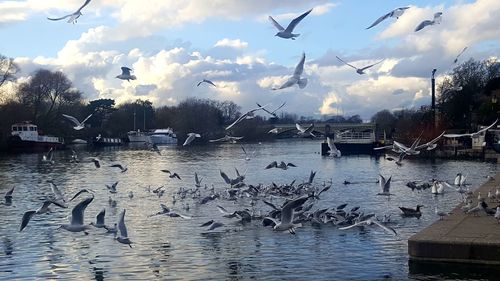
0;54;19;89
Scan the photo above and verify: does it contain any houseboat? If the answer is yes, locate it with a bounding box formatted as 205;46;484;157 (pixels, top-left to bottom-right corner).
127;130;151;143
7;122;65;152
321;124;378;155
148;128;177;145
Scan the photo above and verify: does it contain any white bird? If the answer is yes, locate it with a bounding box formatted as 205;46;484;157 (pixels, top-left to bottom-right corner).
377;174;392;196
454;173;467;186
264;196;309;234
42;147;55;164
194;172;203;188
339;218;397;236
60;195;94;233
183;133;201;146
20;200;67;231
495;207;500;223
106;181;119;194
431;180;445;195
366;7;410;29
225;105;269;130
336;56;384;75
435;207;449;220
454;47;468;64
116;209;133;248
116;67;136;81
296;123;316;137
47;0;91;24
269;8;313;40
273;52;307;90
197;79;216;87
256;102;286;118
47;180;66;203
444;119;498;139
326;137;341;157
241;145;255;161
415;12;442;32
62;113;92;130
268;128;279;134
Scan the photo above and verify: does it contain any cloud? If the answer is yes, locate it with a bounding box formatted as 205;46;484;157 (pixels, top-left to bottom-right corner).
214;38;248;49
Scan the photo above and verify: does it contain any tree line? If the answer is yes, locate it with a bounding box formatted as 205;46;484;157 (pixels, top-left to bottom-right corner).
0;54;499;149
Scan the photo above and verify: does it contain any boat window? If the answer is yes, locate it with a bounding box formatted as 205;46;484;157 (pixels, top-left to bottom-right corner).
12;127;17;131
22;126;27;131
30;127;35;131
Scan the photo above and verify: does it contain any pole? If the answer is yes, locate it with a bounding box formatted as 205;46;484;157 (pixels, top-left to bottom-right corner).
431;69;437;129
133;108;136;131
143;106;146;131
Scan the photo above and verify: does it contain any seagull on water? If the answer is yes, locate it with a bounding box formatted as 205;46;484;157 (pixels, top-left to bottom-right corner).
183;133;201;146
20;200;67;231
273;52;307;90
59;195;94;233
366;7;410;29
326;137;341;157
116;209;133;248
336;56;384;75
415;12;442;32
269;8;312;40
116;67;136;81
264;195;310;234
62;113;92;130
377;174;392;196
454;173;467;186
47;0;92;24
197;79;216;87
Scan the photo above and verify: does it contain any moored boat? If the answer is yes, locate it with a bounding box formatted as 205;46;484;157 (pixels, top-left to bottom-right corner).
91;134;123;147
148;128;177;145
7;122;65;152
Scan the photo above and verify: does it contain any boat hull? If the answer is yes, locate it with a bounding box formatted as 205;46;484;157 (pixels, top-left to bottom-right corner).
7;136;66;152
321;142;377;155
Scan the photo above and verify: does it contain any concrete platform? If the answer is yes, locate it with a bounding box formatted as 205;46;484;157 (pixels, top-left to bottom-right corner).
408;172;500;264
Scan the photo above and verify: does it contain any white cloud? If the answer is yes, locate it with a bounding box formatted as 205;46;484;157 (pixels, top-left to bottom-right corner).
214;38;248;49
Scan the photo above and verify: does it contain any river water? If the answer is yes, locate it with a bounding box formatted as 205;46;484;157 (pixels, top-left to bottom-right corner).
0;140;499;281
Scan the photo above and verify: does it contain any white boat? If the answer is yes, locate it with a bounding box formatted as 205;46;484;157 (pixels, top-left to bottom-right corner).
127;130;151;143
7;122;65;152
148;128;177;145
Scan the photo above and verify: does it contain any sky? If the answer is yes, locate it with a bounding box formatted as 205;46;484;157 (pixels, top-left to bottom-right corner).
0;0;499;120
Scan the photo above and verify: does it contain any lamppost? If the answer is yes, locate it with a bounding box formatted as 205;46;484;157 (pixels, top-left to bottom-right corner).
431;68;437;129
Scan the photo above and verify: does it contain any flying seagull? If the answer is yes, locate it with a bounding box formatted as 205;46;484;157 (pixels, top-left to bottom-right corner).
183;133;201;146
264;195;309;234
415;12;442;32
269;8;313;40
110;163;128;173
116;209;133;248
116;67;136;81
273;52;307;90
326;137;341;157
444;119;497;139
296;123;316;137
256;102;286;118
20;200;67;231
47;0;92;24
197;79;216;87
339;218;397;236
60;195;94;233
225;105;269;130
336;56;384;75
454;47;468;64
366;7;410;29
62;113;92;130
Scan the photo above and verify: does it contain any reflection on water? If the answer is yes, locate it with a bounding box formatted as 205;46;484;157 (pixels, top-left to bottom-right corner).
0;140;498;280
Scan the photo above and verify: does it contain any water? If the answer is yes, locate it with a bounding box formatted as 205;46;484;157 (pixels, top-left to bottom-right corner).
0;140;498;281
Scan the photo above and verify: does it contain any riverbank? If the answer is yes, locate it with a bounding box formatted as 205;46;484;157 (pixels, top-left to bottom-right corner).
408;172;500;264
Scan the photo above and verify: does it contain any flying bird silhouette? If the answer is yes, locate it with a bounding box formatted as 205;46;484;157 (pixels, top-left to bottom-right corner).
47;0;92;24
269;8;313;40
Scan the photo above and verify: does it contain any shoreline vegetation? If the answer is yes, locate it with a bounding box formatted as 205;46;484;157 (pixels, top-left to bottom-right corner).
1;55;499;158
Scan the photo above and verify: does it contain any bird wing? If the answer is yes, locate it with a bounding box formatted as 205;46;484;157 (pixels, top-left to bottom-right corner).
20;211;36;231
281;196;309;224
383;176;392;193
265;161;278;169
443;133;471;138
454;46;468;62
62;114;81;126
225;114;247;130
308;170;316;184
372;220;398;236
416;131;445;150
374;145;393;150
336;56;358;70
338;220;368;230
379;174;387;191
49;182;65;202
271;101;286;114
205;79;216;87
285;8;313;33
256;102;276;116
77;0;92;12
474;119;498;136
295;123;305;132
360;59;384;71
183;135;195;146
71;196;94;225
293;52;306;78
117;209;128;238
272;77;298;90
366;11;391;29
121;67;132;76
47;14;73;21
81;113;93;124
5;186;15;197
326;137;334;151
220;170;231;184
268;16;285;31
96;209;105;225
415;20;432;32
